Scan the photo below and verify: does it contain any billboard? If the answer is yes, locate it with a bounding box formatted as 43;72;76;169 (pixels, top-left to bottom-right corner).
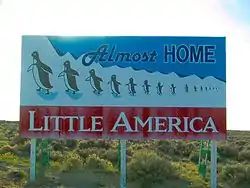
20;36;226;140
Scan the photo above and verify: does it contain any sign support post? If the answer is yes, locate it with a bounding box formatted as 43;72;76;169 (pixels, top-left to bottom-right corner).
30;138;37;182
120;140;127;188
210;140;217;188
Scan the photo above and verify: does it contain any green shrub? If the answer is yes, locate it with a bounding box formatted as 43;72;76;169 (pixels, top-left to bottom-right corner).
51;140;65;151
62;152;84;171
0;140;9;147
189;151;199;164
0;145;16;154
127;150;178;188
222;163;250;185
7;169;27;182
98;149;118;166
49;151;64;162
84;153;114;171
50;161;62;171
64;139;78;150
76;148;98;159
238;149;250;161
218;143;239;160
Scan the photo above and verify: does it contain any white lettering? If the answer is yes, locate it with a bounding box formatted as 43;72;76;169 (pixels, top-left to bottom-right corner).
28;111;43;131
79;116;90;131
203;117;218;132
134;116;153;132
168;117;182;132
27;112;219;135
64;116;78;132
190;117;203;132
50;116;63;131
111;112;133;132
91;116;103;132
155;117;167;132
43;116;50;131
183;117;189;132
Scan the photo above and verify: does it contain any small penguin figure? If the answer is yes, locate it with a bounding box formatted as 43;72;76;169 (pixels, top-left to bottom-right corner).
170;84;176;95
194;86;198;92
185;84;189;93
85;69;103;95
108;75;121;97
200;86;203;91
142;80;151;95
27;51;53;94
58;60;80;94
126;77;137;96
156;82;163;96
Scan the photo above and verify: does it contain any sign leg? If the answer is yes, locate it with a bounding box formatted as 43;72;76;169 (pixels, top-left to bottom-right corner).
30;138;37;182
120;140;127;188
210;140;217;188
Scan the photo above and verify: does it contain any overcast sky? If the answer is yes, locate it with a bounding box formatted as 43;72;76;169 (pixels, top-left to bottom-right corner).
0;0;249;130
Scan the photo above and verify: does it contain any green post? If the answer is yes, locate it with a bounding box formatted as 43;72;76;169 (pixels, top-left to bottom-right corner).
37;139;50;178
198;140;211;178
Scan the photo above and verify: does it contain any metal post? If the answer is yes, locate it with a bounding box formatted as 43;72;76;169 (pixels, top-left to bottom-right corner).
211;140;217;188
30;138;37;182
118;140;121;170
120;140;127;188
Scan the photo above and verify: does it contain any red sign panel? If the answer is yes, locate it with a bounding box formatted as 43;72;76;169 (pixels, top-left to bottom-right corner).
20;106;226;140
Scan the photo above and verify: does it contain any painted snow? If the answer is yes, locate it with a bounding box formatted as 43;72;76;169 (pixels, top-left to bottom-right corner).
20;36;226;107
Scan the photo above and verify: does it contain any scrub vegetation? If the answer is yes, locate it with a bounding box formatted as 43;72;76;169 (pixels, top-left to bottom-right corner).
0;121;249;188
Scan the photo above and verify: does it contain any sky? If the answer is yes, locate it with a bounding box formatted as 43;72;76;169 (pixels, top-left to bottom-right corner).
0;0;249;130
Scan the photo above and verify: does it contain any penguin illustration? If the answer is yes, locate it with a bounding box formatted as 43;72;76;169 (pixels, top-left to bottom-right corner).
85;69;103;94
126;78;137;96
170;84;176;95
142;80;151;95
27;51;53;94
156;82;163;96
58;60;80;94
185;84;189;93
108;75;121;97
194;86;198;92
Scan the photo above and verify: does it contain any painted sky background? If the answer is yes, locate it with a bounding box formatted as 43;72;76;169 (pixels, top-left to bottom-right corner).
0;0;249;130
47;36;226;81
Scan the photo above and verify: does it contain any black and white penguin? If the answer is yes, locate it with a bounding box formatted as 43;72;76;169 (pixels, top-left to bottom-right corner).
142;80;151;95
126;77;137;96
85;69;103;94
58;60;80;94
108;75;121;96
27;51;53;94
156;82;163;96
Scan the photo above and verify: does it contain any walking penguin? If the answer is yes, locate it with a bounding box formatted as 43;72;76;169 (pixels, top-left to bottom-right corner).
142;80;151;95
156;82;163;96
85;69;103;95
58;60;80;94
185;84;189;93
170;84;176;95
27;51;53;94
108;74;121;97
126;78;137;96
